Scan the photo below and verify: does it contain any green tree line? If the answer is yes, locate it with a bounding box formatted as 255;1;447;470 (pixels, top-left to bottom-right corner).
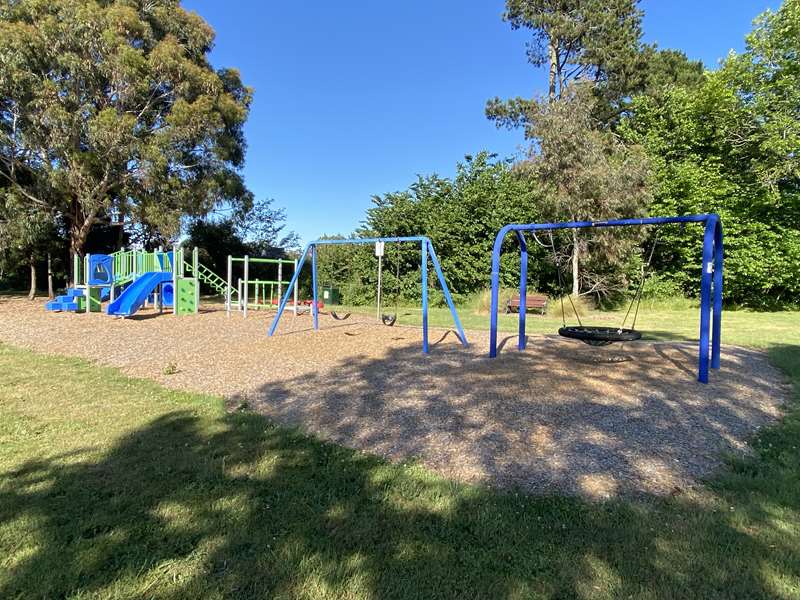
320;0;799;309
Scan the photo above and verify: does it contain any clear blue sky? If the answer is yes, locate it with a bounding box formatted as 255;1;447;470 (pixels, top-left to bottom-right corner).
182;0;776;244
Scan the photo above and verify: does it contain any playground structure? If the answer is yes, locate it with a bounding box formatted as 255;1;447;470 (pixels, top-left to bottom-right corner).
488;214;724;383
225;255;299;317
45;245;233;317
41;217;724;381
268;236;469;353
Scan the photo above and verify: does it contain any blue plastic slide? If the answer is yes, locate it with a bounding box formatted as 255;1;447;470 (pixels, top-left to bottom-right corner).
107;272;173;317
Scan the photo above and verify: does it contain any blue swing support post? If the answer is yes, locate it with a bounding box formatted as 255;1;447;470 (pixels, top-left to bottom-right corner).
268;236;469;353
488;214;723;384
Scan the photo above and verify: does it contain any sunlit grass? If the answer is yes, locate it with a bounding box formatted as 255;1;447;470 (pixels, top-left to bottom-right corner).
323;301;800;350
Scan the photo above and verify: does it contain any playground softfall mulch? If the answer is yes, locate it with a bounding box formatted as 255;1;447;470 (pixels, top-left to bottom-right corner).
0;296;789;499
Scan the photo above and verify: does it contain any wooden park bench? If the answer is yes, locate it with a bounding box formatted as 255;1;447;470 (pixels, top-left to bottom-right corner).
506;293;548;315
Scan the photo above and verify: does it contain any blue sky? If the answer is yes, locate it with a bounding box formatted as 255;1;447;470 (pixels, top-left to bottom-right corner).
182;0;777;244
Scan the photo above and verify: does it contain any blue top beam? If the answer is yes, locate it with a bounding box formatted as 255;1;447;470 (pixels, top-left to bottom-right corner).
308;236;429;246
496;214;715;235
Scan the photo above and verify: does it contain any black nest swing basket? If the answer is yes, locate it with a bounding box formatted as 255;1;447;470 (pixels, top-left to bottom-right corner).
558;325;642;347
544;227;661;348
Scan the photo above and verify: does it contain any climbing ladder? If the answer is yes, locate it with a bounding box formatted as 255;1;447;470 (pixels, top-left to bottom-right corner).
185;261;237;299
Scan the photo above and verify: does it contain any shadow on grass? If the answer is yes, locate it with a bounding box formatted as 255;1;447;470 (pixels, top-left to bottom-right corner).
641;329;698;343
1;351;799;597
1;410;798;598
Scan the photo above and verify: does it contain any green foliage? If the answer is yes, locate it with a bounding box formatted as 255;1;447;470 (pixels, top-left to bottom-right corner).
488;0;643;110
620;1;800;307
486;1;704;129
232;197;299;257
0;0;253;255
369;152;543;296
639;273;686;301
188;198;297;290
312;153;550;307
187;219;248;279
519;85;651;298
0;189;63;292
723;0;800;191
314;153;544;306
636;47;705;99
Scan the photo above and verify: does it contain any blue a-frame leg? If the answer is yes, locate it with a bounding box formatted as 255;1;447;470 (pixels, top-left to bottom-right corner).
421;239;429;353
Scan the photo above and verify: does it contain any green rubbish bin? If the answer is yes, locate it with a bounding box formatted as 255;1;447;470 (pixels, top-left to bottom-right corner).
321;285;341;305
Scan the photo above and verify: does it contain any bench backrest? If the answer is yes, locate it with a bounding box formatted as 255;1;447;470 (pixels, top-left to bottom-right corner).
509;294;548;307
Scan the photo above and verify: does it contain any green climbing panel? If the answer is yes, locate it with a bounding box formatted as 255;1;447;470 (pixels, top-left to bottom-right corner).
176;279;197;315
89;287;102;312
78;288;103;312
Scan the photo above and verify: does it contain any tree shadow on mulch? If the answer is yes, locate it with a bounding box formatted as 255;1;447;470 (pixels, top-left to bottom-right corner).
241;335;786;498
2;391;799;599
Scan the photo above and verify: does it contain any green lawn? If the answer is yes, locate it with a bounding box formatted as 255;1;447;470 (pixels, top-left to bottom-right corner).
1;308;799;598
332;301;800;349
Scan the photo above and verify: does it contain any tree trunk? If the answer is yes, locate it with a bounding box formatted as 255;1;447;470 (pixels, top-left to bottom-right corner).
47;253;54;299
68;202;98;286
116;205;126;250
28;255;37;300
571;230;580;296
548;39;558;102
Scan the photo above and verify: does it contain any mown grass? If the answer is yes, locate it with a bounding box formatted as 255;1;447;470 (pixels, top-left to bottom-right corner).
1;308;800;598
327;301;800;350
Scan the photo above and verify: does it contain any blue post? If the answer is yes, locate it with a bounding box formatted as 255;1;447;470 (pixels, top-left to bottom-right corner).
489;225;511;358
421;240;429;353
698;219;716;383
427;241;468;346
712;218;724;370
268;243;311;336
311;244;319;331
517;231;528;351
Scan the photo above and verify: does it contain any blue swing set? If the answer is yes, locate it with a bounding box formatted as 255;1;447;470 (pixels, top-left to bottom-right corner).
268;216;722;383
487;214;723;384
268;236;469;353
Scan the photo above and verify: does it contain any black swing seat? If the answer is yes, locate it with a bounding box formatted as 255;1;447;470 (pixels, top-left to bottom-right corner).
381;313;397;327
558;326;642;347
330;311;351;321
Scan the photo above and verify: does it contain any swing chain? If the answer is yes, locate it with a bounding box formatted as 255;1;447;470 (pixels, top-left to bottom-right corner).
620;227;661;332
548;230;583;328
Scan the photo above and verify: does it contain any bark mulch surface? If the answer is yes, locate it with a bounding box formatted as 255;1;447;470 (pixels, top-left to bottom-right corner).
0;296;789;499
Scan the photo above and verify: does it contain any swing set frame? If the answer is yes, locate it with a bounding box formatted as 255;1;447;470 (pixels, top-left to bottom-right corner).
268;236;469;353
488;214;723;383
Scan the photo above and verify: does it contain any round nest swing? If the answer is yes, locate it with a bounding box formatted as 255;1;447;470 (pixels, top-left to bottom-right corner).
558;325;642;347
